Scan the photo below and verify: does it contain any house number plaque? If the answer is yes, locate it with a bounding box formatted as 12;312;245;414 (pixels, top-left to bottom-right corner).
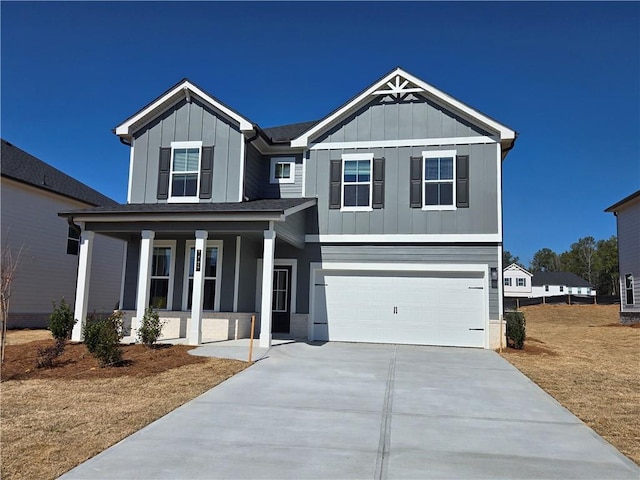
196;249;202;272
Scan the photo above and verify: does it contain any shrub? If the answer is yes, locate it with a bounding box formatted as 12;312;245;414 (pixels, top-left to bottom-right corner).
137;307;164;347
83;311;124;367
48;298;76;342
36;338;66;368
505;311;526;349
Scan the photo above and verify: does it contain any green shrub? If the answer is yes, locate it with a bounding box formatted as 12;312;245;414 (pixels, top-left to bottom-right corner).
137;307;164;347
48;298;76;341
505;311;526;349
82;311;124;367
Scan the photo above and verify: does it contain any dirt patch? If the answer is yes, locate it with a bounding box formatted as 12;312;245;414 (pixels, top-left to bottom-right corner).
1;333;249;480
2;339;209;381
500;304;640;466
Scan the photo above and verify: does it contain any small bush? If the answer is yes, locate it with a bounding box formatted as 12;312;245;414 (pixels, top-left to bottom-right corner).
48;298;76;341
83;311;124;367
137;307;164;347
505;311;526;349
36;338;66;368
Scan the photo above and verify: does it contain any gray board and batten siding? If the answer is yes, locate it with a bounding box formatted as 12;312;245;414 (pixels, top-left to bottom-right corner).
305;96;499;236
130;97;243;204
313;95;492;145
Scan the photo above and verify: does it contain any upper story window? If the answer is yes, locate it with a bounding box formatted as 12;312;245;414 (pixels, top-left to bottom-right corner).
504;277;512;287
516;278;526;287
625;274;634;305
342;153;373;211
423;150;456;210
270;157;295;184
169;141;202;202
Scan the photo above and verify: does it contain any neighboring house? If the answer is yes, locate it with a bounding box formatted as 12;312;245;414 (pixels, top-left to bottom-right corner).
531;271;595;297
606;190;640;323
503;263;533;297
60;67;517;349
1;139;124;328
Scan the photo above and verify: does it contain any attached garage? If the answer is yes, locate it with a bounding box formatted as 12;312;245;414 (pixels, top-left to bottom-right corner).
310;263;489;348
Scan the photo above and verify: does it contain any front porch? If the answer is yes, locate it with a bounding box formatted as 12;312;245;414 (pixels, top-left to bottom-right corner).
59;199;316;348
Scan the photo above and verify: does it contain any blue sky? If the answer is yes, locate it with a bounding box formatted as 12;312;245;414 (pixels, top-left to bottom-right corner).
2;1;638;265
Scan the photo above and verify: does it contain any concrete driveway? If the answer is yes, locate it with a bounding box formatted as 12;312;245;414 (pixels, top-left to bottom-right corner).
61;342;639;479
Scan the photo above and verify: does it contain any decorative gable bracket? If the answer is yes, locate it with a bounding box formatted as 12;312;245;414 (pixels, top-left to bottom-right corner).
372;75;424;99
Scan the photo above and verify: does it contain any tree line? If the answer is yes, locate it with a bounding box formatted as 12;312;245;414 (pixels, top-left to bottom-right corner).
504;236;619;295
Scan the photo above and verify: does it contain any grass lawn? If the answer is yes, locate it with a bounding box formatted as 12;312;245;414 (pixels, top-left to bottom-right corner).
1;331;249;480
500;304;639;466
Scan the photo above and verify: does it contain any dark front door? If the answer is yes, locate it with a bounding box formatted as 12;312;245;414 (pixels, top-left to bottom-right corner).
271;266;291;333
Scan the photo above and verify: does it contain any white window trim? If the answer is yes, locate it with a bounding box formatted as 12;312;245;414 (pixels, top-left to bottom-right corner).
625;274;634;305
150;240;176;310
272;268;290;313
182;239;223;311
168;140;203;203
422;150;457;211
504;277;512;287
516;278;526;287
341;153;374;212
270;157;296;184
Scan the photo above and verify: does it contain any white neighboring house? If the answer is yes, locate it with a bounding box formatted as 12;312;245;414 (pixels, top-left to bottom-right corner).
606;190;640;323
1;139;124;328
503;263;533;297
531;272;595;297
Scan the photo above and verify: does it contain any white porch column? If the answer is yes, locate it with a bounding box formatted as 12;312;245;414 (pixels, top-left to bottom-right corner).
71;230;95;341
134;230;155;339
260;229;276;348
188;230;208;345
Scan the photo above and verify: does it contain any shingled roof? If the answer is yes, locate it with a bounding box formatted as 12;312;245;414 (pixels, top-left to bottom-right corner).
1;139;116;207
531;271;593;288
261;121;318;143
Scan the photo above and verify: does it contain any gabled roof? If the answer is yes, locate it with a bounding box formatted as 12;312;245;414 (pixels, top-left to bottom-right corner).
504;263;532;276
1;139;117;207
531;271;593;288
114;78;254;140
605;190;640;213
262;121;318;143
290;66;517;148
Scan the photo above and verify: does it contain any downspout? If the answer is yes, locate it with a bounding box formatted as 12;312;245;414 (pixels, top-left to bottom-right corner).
67;216;81;237
242;126;260;201
119;136;132;147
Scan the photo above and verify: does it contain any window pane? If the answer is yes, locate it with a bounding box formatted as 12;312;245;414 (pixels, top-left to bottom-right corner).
357;160;370;182
356;184;370;206
425;183;439;205
425;158;439;180
275;163;291;179
188;248;195;276
68;226;80;240
152;247;171;276
344;185;357;206
203;279;215;310
440;157;453;180
187;279;193;309
205;247;218;277
172;173;198;197
149;279;168;308
344;161;358;182
67;239;79;255
440;183;453;205
173;148;199;172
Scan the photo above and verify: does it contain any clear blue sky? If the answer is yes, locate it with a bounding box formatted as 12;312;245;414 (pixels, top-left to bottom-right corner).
2;1;638;265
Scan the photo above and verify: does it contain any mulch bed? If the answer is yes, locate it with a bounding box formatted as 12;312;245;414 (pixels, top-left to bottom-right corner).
1;340;208;382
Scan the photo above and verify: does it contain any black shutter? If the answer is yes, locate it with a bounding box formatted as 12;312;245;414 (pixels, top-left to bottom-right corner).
372;157;385;209
329;159;342;209
157;147;171;200
199;146;214;199
456;155;469;208
410;156;422;208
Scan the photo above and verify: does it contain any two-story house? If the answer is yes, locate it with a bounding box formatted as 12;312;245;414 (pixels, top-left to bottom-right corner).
60;67;517;349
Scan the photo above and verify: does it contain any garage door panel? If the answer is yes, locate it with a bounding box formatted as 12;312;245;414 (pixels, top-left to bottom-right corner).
314;270;486;348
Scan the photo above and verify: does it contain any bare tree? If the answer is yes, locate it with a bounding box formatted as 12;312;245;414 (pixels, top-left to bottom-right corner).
1;243;23;363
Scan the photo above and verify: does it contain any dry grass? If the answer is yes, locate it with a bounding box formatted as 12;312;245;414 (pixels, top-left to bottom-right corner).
1;331;248;480
4;328;51;345
501;304;640;465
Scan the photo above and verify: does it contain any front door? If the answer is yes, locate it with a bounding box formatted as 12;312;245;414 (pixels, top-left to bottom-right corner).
271;266;291;333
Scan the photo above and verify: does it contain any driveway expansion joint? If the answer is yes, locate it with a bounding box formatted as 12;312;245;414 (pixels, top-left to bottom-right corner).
374;345;397;480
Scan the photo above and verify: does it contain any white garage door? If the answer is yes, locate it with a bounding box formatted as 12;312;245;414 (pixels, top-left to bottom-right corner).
313;270;486;348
